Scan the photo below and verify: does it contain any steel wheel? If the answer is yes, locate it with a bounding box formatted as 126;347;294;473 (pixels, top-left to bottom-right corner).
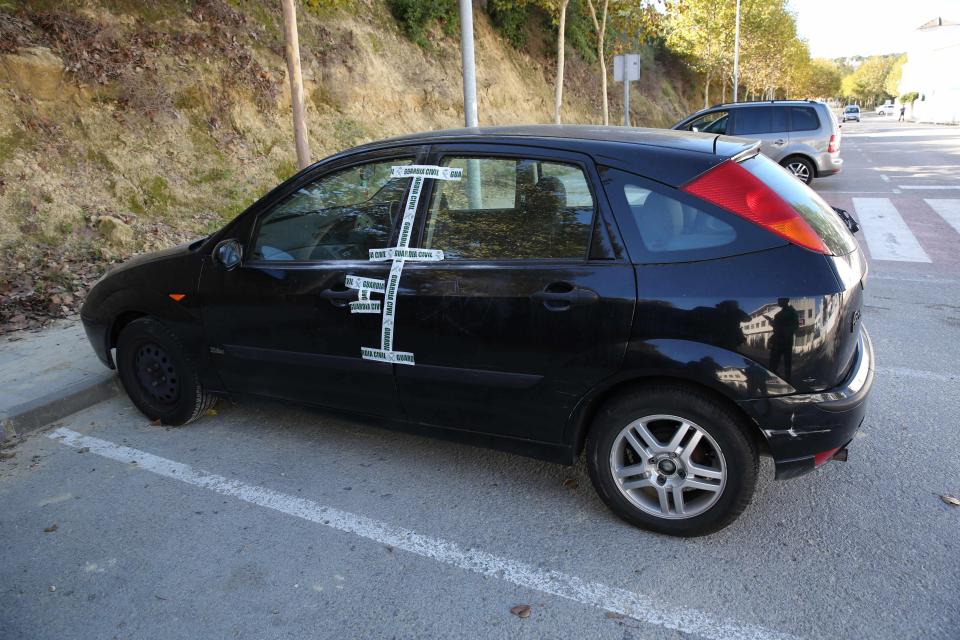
786;160;811;183
134;342;179;405
608;414;726;520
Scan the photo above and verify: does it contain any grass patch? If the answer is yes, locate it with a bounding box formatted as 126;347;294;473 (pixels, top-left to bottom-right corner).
191;166;232;185
273;158;297;181
0;129;28;166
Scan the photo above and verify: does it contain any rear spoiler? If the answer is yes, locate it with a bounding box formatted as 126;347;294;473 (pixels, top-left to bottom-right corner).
713;135;761;160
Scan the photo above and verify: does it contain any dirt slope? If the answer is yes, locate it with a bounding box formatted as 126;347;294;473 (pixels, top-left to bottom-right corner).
0;0;698;332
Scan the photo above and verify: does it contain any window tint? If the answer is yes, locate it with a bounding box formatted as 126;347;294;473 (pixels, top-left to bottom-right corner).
621;184;736;253
772;107;788;131
422;157;595;260
252;158;412;261
685;111;729;134
734;107;773;135
790;107;820;131
742;154;857;255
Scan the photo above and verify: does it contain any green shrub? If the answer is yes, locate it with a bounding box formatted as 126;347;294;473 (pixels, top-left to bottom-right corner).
387;0;458;47
487;0;528;49
900;91;919;104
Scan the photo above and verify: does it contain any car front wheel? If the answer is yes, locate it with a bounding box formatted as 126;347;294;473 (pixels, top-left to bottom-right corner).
116;317;215;425
586;385;758;536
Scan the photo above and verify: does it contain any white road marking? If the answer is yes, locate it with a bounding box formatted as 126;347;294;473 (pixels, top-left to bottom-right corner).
924;199;960;235
47;428;795;640
852;198;931;262
876;366;958;383
898;185;960;190
880;174;890;182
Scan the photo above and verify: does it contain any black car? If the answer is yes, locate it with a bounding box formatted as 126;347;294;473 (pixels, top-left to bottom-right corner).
81;125;873;536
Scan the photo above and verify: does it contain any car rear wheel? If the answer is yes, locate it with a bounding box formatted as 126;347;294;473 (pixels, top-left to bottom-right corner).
586;385;758;536
782;156;814;185
116;317;215;426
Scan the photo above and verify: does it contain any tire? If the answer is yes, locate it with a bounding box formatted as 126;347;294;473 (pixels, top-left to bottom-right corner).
116;317;215;426
586;385;758;537
781;156;815;185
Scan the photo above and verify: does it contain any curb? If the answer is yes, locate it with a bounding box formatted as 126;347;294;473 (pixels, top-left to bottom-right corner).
0;373;121;442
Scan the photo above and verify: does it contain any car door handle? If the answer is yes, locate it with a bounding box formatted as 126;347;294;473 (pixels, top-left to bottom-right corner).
773;139;786;146
319;286;355;308
531;284;599;311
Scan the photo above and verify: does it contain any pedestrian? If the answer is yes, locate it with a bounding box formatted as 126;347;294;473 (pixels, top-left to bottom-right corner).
899;104;906;122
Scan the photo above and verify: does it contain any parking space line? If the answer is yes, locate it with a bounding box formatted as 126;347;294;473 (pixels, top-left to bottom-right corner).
852;198;931;262
48;427;795;640
924;199;960;235
898;185;960;190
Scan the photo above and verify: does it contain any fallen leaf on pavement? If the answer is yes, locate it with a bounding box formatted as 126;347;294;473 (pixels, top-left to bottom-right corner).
150;419;161;426
77;447;90;454
510;604;531;618
605;611;624;620
205;408;218;417
940;494;960;507
562;478;578;489
43;524;58;533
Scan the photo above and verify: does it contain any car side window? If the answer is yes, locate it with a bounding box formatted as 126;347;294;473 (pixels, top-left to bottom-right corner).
685;110;729;134
622;185;736;253
599;167;780;264
251;158;413;261
421;156;595;260
789;107;820;131
734;107;774;135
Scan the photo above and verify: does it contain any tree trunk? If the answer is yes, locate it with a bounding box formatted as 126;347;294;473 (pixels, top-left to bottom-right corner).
586;0;609;125
703;73;711;109
554;0;569;124
281;0;310;169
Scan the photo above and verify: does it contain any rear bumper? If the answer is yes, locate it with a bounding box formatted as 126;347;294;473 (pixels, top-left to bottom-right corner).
817;154;843;177
739;327;874;479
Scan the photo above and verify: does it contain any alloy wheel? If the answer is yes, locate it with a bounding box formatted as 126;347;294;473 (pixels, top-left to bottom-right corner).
786;161;811;182
608;414;726;519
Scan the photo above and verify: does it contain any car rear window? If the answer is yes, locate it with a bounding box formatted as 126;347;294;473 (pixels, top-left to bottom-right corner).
741;154;858;255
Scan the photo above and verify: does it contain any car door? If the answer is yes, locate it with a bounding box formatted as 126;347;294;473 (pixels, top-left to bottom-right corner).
390;144;636;445
731;106;789;161
786;105;826;155
198;147;426;418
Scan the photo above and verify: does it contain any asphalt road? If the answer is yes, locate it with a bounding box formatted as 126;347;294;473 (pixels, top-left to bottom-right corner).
2;114;959;640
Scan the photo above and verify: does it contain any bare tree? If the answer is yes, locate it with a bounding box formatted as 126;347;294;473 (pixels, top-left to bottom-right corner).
553;0;570;124
585;0;610;125
281;0;310;168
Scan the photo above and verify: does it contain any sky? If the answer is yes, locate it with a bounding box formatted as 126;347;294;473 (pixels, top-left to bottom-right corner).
788;0;959;58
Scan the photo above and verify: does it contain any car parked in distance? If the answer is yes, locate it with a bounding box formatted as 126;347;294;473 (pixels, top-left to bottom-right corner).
672;100;842;185
81;125;872;537
875;101;897;116
842;105;861;122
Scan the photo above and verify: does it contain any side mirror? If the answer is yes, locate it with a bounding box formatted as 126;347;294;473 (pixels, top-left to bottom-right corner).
214;239;242;270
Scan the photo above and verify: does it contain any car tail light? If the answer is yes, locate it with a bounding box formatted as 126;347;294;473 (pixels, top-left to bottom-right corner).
813;447;841;466
681;160;829;254
828;134;838;153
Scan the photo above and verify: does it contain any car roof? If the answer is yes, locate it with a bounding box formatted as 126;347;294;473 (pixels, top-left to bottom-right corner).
328;125;759;187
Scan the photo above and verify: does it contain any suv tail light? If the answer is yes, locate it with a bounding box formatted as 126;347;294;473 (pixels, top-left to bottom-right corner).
828;134;838;153
681;160;829;254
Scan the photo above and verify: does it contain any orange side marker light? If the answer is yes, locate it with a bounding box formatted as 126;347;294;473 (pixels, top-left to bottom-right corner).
169;293;187;302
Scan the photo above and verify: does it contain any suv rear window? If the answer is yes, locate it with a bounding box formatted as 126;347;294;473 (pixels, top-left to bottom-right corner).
741;154;858;255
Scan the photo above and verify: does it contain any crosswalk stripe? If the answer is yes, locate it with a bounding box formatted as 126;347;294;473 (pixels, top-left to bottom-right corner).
924;199;960;236
852;198;931;263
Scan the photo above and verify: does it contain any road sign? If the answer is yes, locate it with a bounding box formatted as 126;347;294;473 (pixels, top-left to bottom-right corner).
613;54;640;82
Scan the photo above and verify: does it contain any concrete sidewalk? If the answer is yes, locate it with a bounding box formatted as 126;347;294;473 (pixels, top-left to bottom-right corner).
0;320;119;442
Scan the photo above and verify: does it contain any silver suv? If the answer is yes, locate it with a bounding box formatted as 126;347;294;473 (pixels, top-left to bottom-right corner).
672;100;842;184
